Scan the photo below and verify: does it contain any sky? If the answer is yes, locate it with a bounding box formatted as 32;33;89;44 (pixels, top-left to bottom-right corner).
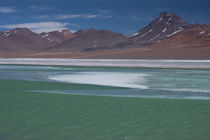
0;0;210;35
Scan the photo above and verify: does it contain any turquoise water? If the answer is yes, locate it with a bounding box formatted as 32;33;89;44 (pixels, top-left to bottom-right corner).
0;65;210;100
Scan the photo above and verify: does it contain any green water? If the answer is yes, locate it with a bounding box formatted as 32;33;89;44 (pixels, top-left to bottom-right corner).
0;65;210;140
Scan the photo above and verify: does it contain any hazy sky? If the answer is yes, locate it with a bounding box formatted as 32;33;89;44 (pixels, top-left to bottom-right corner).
0;0;210;34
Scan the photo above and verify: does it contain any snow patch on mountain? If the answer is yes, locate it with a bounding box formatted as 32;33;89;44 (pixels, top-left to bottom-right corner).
42;34;49;38
166;22;170;25
163;28;167;33
167;30;181;37
3;32;10;37
199;31;205;35
150;33;160;41
159;16;163;22
128;32;139;38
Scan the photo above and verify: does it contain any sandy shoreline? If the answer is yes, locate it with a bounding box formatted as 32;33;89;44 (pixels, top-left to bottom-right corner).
1;58;210;69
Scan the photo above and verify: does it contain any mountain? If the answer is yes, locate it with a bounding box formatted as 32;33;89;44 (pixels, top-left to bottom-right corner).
40;29;74;45
29;26;210;59
73;29;85;36
0;28;49;53
129;12;210;44
0;28;133;54
0;12;209;59
48;29;135;52
0;28;74;53
148;26;210;49
129;12;189;44
187;24;209;29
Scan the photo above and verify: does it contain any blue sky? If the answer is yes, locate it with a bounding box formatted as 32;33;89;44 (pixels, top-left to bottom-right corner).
0;0;210;35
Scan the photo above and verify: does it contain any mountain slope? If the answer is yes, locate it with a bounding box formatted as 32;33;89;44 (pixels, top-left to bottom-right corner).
0;28;49;53
129;12;209;45
129;12;189;44
28;27;210;59
40;29;74;45
48;29;135;52
0;12;209;58
0;28;74;53
148;26;210;49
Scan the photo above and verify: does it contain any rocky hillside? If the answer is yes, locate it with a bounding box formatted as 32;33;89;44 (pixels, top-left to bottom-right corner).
129;12;209;44
48;29;135;52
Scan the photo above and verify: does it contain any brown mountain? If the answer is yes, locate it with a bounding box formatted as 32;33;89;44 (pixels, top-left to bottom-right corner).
0;28;74;53
40;29;74;45
0;12;209;59
148;26;210;49
0;28;49;53
48;29;135;52
73;29;85;36
28;26;210;59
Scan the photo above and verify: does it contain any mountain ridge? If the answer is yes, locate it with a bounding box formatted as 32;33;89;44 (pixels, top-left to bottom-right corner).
47;28;135;52
0;12;209;58
128;12;209;44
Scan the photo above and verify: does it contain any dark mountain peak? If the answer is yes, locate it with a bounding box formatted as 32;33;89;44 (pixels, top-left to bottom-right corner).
158;12;187;26
160;12;176;18
159;12;173;18
129;12;188;44
160;11;167;16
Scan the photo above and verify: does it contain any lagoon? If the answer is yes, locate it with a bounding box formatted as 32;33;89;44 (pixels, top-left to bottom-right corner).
1;65;210;140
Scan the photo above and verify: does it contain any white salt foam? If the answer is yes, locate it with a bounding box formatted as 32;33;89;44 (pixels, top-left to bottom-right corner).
49;72;149;89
